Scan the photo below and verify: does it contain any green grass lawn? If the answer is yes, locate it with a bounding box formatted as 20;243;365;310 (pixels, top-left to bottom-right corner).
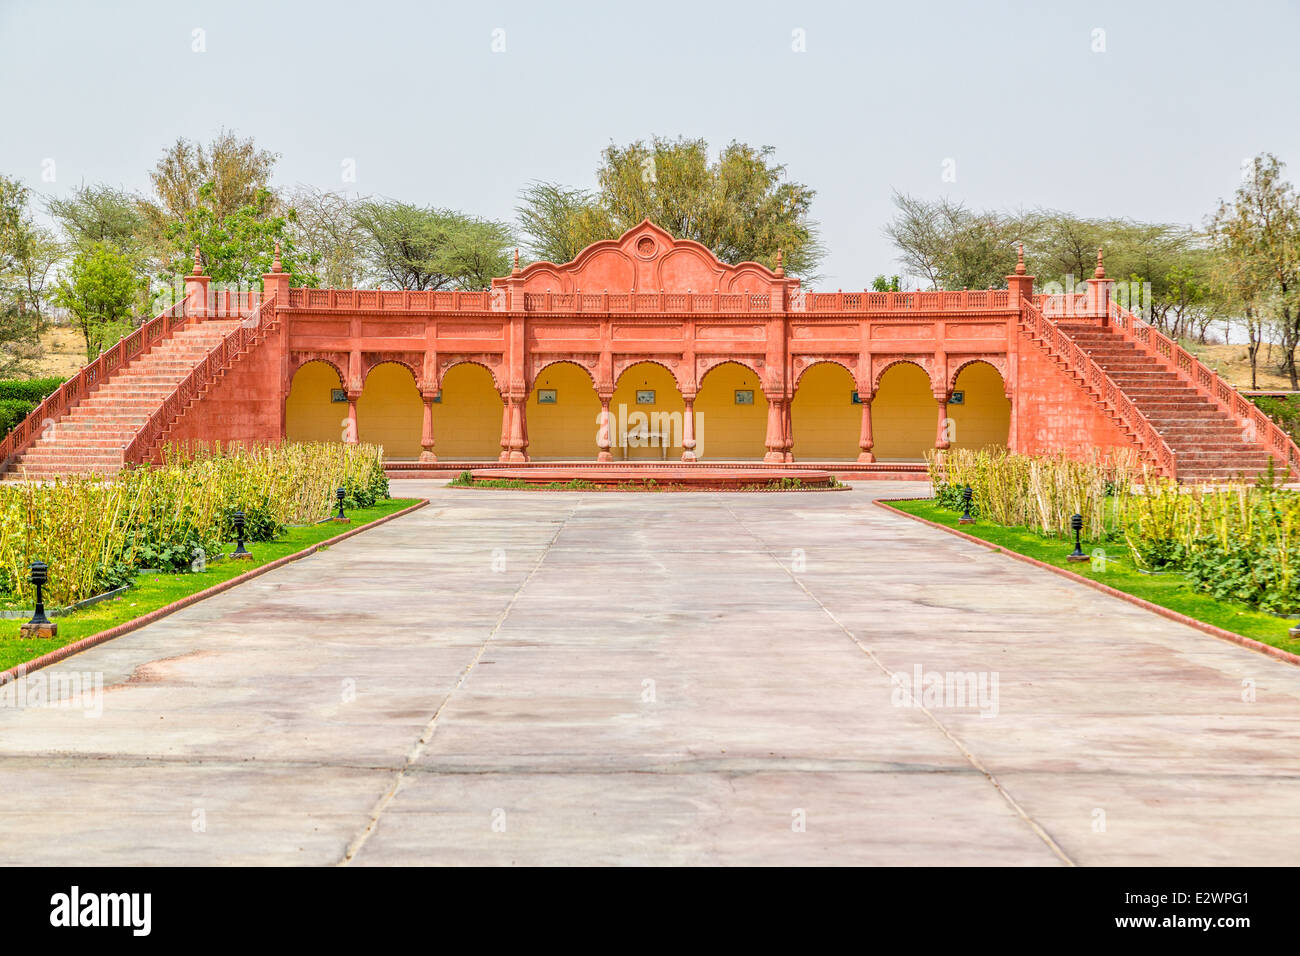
0;498;421;673
887;497;1300;658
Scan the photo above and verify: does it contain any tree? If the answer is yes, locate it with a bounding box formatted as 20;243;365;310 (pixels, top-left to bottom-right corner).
352;201;511;290
164;184;313;288
1211;154;1300;387
47;184;147;254
515;182;613;264
871;274;901;292
0;175;62;330
53;243;140;361
0;298;43;378
286;186;367;288
517;137;823;277
144;130;280;277
883;193;1027;290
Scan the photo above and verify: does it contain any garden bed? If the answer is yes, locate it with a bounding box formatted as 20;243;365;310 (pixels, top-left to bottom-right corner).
0;497;423;675
884;496;1300;661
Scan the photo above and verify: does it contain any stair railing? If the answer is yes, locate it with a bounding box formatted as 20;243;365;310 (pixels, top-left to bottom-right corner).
1021;298;1178;478
1104;299;1300;476
0;300;189;474
121;294;279;466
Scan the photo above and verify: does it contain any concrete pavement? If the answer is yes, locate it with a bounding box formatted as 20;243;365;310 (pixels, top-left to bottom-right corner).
1;479;1298;865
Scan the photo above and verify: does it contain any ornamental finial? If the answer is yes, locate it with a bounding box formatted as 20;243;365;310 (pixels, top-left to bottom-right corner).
775;248;784;276
272;241;282;273
512;248;520;274
1015;243;1025;275
191;245;203;276
1094;246;1105;279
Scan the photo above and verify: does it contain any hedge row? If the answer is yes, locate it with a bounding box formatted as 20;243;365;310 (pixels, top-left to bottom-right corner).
0;377;67;439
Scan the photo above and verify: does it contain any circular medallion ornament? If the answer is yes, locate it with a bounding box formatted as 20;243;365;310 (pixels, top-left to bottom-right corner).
636;237;656;258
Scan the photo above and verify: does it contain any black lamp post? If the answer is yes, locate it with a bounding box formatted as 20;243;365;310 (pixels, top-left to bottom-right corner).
335;486;348;522
20;560;56;638
28;560;50;626
231;510;252;559
1067;513;1088;562
959;484;975;524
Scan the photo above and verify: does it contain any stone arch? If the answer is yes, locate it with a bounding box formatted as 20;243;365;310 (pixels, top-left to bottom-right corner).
286;360;347;444
792;361;860;460
362;354;420;388
529;357;597;393
947;356;1007;394
873;361;937;460
697;356;764;390
695;360;768;460
288;353;347;386
948;360;1011;452
528;360;602;460
438;359;504;397
873;357;935;395
613;357;683;392
793;358;856;391
611;360;686;460
435;362;505;458
358;361;422;458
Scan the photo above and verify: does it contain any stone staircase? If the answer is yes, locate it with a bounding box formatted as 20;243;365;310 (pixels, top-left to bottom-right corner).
1055;323;1277;482
2;319;241;479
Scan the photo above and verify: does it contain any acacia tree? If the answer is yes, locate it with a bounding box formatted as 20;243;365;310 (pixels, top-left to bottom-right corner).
883;193;1031;290
517;138;823;277
1211;154;1300;387
287;186;367;288
352;201;511;290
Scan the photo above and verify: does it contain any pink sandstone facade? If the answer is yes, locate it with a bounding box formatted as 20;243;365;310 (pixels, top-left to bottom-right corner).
1;221;1296;482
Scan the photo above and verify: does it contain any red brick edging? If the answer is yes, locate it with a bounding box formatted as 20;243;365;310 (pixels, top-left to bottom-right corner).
0;498;430;685
874;496;1300;669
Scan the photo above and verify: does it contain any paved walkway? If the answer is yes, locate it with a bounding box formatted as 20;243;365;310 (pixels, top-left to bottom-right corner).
1;480;1298;865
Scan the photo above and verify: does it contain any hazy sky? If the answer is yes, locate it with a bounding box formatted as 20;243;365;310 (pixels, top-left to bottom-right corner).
2;0;1297;288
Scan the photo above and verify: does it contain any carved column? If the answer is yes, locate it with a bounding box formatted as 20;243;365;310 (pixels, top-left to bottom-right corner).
507;394;528;462
597;392;613;462
782;399;794;462
681;393;697;462
345;392;360;445
857;391;875;463
934;391;951;463
764;393;785;463
420;392;436;462
498;398;512;462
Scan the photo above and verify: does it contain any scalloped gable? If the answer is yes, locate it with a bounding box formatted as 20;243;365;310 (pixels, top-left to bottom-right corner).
495;220;794;296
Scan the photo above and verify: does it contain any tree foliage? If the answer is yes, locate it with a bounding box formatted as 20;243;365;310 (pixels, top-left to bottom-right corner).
352;201;511;290
517;137;823;277
53;242;141;361
1210;153;1300;387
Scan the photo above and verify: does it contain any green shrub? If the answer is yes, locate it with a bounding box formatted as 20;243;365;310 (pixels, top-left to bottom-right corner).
1252;395;1300;442
0;377;65;404
0;398;36;436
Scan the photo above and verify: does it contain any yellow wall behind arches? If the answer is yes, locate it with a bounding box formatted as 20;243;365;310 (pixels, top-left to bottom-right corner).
873;363;935;460
529;362;602;459
949;362;1010;451
358;363;422;459
286;362;346;444
792;363;859;459
611;362;685;460
434;364;503;458
695;363;767;459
